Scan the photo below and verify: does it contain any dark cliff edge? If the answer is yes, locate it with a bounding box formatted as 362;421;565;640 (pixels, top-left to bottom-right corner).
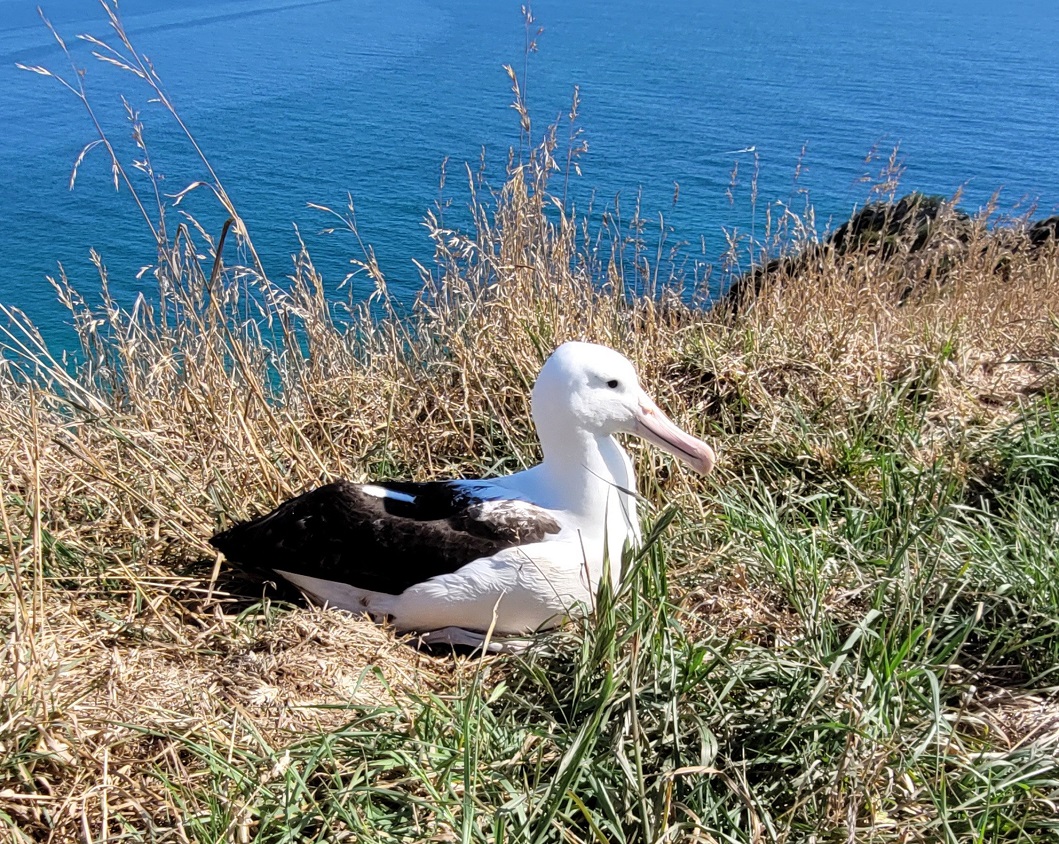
724;193;1059;314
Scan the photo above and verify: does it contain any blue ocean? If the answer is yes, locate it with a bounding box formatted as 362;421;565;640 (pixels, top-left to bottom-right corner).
2;0;1058;344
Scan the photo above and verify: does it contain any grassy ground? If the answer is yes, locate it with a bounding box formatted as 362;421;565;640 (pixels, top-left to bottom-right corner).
3;9;1059;842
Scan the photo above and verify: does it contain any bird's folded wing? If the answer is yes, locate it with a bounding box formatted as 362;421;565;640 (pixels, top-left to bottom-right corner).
210;479;562;595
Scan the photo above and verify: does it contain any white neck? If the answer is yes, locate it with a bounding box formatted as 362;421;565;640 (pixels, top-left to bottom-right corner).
500;422;640;560
537;428;631;513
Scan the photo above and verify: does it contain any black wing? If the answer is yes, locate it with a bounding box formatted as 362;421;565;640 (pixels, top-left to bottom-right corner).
209;480;561;595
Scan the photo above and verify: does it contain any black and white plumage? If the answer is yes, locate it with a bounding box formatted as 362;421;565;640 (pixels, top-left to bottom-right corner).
210;341;716;649
212;479;561;597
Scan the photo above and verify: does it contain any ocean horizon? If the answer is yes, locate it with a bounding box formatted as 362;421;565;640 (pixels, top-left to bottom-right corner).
2;0;1058;346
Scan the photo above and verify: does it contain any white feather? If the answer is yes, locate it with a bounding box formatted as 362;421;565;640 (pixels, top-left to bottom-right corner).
360;484;416;503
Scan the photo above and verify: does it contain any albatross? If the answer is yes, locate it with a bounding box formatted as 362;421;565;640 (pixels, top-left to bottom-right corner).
210;341;716;648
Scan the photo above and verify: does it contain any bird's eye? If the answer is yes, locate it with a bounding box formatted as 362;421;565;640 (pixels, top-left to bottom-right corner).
606;379;620;389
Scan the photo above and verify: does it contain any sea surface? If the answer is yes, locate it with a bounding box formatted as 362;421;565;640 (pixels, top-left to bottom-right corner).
2;0;1058;345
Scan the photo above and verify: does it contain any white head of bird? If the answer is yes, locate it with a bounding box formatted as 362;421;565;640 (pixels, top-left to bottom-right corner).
519;341;715;539
531;341;715;473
